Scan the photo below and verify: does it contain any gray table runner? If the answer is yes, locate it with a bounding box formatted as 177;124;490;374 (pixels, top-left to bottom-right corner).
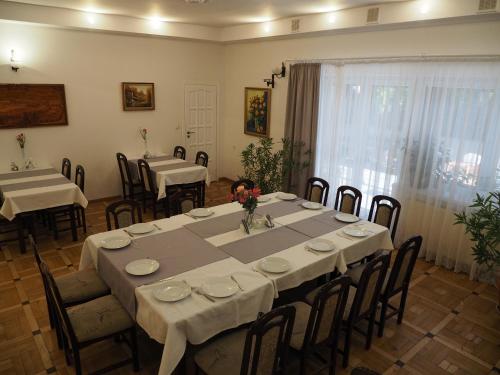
184;200;308;239
219;226;310;264
151;162;199;173
97;227;229;316
286;211;349;238
0;176;70;193
0;168;57;180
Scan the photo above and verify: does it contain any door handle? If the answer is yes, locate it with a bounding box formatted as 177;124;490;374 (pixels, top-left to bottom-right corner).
186;130;196;135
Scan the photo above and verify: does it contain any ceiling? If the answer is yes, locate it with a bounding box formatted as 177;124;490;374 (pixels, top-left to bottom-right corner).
6;0;406;26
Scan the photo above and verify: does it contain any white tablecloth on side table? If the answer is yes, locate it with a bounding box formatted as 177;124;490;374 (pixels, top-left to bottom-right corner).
0;169;88;220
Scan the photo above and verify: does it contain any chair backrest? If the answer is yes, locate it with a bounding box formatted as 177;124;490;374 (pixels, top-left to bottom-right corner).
61;158;71;179
173;145;186;160
116;152;134;185
75;164;85;193
348;253;390;322
241;305;296;375
302;275;350;350
304;177;330;206
137;159;155;193
195;151;209;167
368;195;401;241
334;185;362;216
170;189;198;215
105;200;143;230
384;235;422;297
40;261;79;347
231;179;255;198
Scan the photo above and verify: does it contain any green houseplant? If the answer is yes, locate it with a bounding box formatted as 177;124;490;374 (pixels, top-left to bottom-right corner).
240;137;311;194
454;191;500;311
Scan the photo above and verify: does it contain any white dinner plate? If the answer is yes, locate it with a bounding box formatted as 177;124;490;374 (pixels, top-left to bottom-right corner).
100;236;131;250
189;208;214;218
335;213;360;223
258;257;291;274
343;227;369;238
306;238;336;252
128;223;155;235
125;259;160;276
201;277;239;298
153;280;191;302
257;195;272;203
301;201;323;210
276;192;297;201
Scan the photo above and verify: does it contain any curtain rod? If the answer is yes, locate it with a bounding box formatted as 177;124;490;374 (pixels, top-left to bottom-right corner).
285;55;500;65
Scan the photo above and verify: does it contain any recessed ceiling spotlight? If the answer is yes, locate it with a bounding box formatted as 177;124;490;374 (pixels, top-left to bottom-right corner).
184;0;208;3
328;12;336;23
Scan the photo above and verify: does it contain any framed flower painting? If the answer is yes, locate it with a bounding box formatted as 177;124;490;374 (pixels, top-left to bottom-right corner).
244;87;271;137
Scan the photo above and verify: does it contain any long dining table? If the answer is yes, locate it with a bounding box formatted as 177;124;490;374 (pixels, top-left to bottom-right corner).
79;192;393;374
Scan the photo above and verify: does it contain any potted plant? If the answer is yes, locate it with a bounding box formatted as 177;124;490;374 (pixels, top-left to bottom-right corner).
240;137;311;194
454;191;500;311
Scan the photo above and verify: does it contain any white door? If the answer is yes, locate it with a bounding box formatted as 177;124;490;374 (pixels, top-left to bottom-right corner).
184;84;218;180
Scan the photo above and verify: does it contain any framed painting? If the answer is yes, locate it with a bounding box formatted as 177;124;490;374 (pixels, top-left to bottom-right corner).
0;84;68;129
122;82;155;111
244;87;271;137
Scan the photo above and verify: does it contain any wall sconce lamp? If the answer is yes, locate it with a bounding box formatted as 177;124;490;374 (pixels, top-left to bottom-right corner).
10;49;21;72
264;62;286;88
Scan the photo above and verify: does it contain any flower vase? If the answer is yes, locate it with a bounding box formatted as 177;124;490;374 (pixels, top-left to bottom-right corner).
21;148;26;170
143;140;151;159
244;209;255;229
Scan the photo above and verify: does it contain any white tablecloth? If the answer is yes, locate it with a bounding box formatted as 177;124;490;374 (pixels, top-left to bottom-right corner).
0;170;88;220
79;192;393;374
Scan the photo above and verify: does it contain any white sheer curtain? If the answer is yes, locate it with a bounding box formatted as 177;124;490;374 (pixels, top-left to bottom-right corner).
315;61;500;276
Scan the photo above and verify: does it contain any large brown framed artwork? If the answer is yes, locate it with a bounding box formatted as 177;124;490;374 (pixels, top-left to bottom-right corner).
0;84;68;129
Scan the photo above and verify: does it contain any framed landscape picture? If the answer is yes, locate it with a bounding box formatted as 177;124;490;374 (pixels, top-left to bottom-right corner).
244;87;271;137
122;82;155;111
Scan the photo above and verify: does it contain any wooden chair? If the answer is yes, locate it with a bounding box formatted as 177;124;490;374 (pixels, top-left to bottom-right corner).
49;164;86;240
230;179;255;200
347;236;422;337
170;189;198;216
304;177;330;206
334;186;362;216
0;215;28;253
194;305;296;375
41;261;139;375
137;159;168;219
173;145;186;160
105;200;143;230
30;235;109;331
306;254;390;368
180;151;209;206
61;158;71;179
116;153;142;200
289;275;350;375
368;195;401;241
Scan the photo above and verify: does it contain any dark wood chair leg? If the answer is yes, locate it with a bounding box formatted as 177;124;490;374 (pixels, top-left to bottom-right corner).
80;207;87;233
398;288;409;324
69;206;77;241
16;218;26;253
342;324;352;368
74;347;82;375
366;311;376;349
130;327;140;372
378;298;388;337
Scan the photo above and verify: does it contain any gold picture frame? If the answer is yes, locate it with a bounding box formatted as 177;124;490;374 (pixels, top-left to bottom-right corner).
244;87;271;137
122;82;155;111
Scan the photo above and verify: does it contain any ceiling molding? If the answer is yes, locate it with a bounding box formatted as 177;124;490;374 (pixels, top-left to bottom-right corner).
0;0;499;43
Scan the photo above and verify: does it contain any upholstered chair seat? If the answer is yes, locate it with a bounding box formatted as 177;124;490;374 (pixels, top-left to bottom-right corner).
194;330;247;374
68;294;133;343
346;265;390;293
56;268;110;306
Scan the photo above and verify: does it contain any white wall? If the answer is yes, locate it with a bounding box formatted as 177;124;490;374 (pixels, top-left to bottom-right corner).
220;20;500;179
0;22;224;199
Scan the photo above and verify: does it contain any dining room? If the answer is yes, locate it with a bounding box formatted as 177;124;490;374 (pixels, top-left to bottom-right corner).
0;1;499;374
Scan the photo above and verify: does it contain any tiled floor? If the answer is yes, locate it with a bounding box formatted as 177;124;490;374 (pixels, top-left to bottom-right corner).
0;179;499;375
